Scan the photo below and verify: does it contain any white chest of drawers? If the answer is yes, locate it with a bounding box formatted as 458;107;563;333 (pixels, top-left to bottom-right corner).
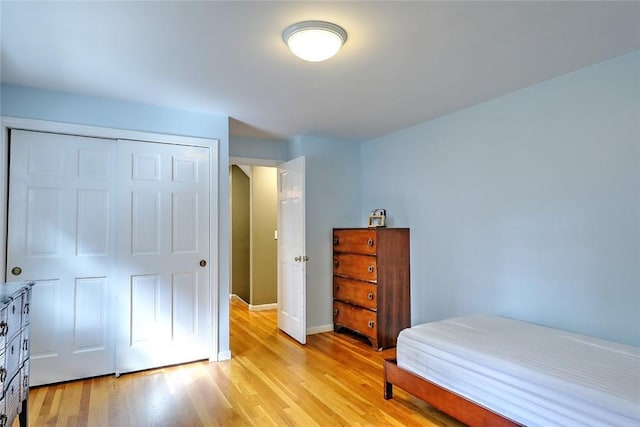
0;282;33;427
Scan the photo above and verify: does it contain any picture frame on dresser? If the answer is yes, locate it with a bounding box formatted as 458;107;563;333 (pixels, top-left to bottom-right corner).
367;209;386;228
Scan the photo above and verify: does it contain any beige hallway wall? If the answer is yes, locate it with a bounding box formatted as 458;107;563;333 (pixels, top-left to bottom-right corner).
230;165;250;303
251;166;278;305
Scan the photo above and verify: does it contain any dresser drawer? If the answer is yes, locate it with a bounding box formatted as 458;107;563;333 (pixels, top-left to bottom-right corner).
0;306;6;354
333;301;377;340
21;290;31;327
4;372;20;424
0;356;7;396
333;254;377;282
5;334;21;386
333;277;377;310
333;229;377;255
20;359;29;401
7;296;23;340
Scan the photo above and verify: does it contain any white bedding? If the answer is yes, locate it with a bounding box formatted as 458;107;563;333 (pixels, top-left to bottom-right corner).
396;315;640;426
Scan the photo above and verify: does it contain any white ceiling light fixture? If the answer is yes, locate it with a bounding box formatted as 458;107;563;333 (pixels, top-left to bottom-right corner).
283;20;347;62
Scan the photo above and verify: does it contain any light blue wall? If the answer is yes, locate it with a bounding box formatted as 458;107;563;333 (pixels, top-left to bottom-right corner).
289;136;361;329
1;84;224;139
0;83;232;357
360;50;640;346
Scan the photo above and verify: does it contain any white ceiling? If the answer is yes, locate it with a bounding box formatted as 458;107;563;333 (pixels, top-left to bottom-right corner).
1;1;639;142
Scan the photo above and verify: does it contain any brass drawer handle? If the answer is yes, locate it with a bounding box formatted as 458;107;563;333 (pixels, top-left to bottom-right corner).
333;308;339;316
367;292;374;300
367;238;374;246
368;320;375;328
367;265;374;273
333;236;339;245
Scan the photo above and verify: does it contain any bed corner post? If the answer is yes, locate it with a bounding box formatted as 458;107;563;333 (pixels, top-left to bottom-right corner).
383;358;395;399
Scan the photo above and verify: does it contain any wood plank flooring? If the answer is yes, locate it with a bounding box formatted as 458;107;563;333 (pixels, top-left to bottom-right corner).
25;299;463;426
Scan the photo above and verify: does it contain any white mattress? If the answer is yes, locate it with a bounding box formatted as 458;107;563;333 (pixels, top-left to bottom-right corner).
396;315;640;426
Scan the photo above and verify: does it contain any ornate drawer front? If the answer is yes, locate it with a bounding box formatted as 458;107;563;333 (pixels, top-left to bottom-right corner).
7;296;23;340
0;306;6;353
333;229;377;255
0;359;7;394
21;291;30;327
333;277;377;310
20;359;29;401
5;334;21;386
333;301;377;339
5;372;20;423
333;254;377;282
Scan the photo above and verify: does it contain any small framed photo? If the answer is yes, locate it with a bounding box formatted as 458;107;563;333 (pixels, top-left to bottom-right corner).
367;209;386;228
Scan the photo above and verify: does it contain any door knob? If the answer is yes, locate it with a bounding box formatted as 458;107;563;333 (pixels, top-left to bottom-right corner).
11;267;22;276
199;260;207;267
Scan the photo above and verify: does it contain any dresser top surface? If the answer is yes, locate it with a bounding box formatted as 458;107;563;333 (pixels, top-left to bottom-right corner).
0;282;34;304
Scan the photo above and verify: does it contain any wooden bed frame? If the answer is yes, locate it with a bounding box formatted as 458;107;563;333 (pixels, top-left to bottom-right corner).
383;358;522;427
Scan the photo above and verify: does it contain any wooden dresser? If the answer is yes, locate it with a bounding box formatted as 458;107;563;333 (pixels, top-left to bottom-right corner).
0;282;33;427
332;228;410;350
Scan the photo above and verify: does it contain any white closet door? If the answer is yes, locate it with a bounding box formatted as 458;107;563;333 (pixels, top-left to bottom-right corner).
7;130;117;385
115;140;211;374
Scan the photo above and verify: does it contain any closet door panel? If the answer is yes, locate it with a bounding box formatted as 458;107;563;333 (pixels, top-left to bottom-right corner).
7;130;117;386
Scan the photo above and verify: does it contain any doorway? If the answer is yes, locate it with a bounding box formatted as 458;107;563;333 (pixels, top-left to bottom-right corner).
229;164;278;311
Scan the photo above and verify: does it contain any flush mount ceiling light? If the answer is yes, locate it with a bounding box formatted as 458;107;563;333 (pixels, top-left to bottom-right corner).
282;20;347;62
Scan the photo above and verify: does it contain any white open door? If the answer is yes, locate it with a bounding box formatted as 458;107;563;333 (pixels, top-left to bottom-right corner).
277;156;306;344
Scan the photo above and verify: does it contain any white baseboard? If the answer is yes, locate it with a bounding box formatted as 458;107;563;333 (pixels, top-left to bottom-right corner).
217;350;231;361
307;324;334;335
230;294;248;306
230;294;332;336
249;303;277;312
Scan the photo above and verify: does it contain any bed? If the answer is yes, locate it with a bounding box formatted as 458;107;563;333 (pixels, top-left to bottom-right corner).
383;315;640;427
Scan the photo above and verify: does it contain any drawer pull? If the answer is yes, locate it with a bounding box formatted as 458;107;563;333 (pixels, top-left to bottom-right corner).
0;321;7;336
0;367;6;382
333;236;339;245
11;304;16;315
367;238;374;246
367;265;374;273
367;292;374;300
334;285;339;292
333;259;339;267
333;308;339;316
368;320;375;328
23;302;30;315
23;338;29;351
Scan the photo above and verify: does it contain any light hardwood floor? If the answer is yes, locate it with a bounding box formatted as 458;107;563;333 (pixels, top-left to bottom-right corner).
26;299;463;426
